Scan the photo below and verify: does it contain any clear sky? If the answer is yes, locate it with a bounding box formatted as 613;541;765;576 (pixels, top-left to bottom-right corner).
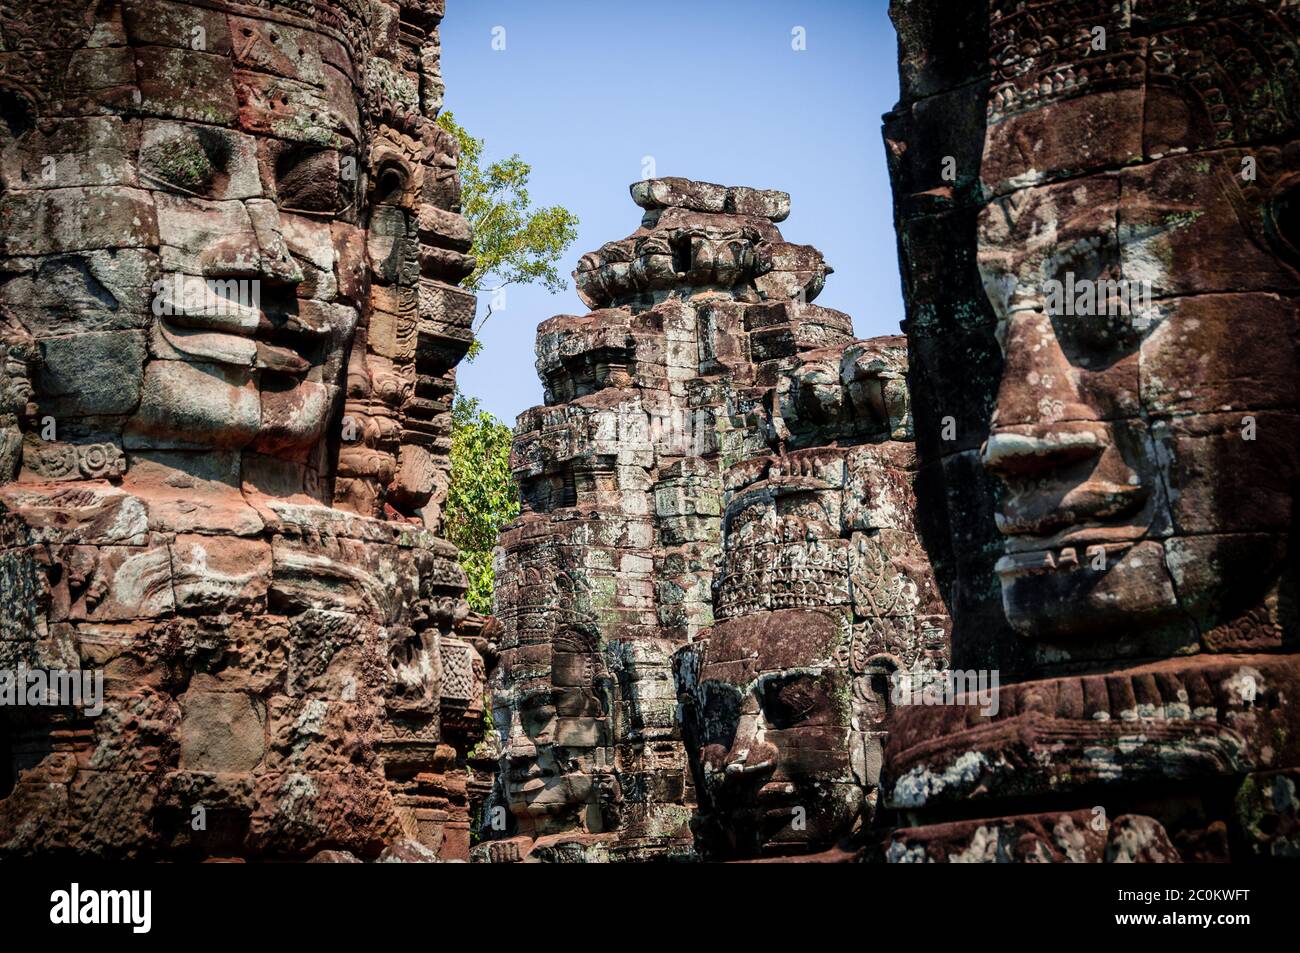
441;0;902;424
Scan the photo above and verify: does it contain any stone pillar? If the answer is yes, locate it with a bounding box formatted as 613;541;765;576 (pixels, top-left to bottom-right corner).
0;0;483;860
482;177;950;861
679;337;950;860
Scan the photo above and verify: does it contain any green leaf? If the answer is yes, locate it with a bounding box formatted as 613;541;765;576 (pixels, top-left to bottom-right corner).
446;394;520;614
435;111;579;311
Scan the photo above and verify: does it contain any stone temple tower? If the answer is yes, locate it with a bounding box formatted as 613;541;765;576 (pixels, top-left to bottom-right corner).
481;178;867;861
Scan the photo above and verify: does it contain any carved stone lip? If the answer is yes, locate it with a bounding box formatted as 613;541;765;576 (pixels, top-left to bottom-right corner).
159;315;316;375
1000;523;1149;556
509;776;552;795
505;758;561;787
708;780;807;822
995;479;1149;535
507;773;588;813
155;282;333;373
156;273;329;340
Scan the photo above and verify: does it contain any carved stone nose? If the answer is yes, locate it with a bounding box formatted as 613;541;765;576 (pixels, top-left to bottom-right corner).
722;739;778;779
246;198;305;285
989;309;1094;429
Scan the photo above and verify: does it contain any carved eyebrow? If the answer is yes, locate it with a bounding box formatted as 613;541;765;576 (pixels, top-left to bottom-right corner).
751;668;829;695
1117;204;1205;242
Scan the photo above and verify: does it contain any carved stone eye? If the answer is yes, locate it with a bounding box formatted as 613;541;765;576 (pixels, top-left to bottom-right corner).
140;125;229;194
759;673;832;729
275;146;342;213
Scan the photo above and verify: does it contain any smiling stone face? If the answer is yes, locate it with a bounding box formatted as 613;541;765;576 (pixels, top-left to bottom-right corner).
687;608;863;857
887;0;1300;670
881;0;1300;863
974;76;1300;662
2;3;357;496
0;0;474;520
0;0;483;861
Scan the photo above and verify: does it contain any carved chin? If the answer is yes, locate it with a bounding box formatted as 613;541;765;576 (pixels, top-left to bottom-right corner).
996;540;1183;639
705;779;861;852
252;380;332;456
125;359;261;450
124;360;331;456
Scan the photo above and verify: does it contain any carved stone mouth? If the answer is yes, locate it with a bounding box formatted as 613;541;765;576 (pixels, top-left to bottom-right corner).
157;315;315;375
995;539;1139;577
152;276;328;374
506;772;588;814
509;776;551;795
995;480;1149;536
755;781;798;801
707;781;803;822
1001;520;1150;555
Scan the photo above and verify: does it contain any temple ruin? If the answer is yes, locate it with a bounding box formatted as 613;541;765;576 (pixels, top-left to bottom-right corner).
0;0;483;859
0;0;1296;863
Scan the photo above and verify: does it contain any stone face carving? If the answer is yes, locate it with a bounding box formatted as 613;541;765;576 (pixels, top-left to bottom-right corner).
680;339;949;860
0;0;484;859
1;0;1290;865
484;178;948;861
482;178;823;862
882;0;1300;861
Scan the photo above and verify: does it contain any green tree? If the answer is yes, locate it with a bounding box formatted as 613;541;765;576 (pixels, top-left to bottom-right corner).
437;113;575;610
445;395;519;615
436;111;579;357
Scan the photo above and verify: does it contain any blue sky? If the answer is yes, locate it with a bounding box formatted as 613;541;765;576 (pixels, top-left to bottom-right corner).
441;0;902;423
